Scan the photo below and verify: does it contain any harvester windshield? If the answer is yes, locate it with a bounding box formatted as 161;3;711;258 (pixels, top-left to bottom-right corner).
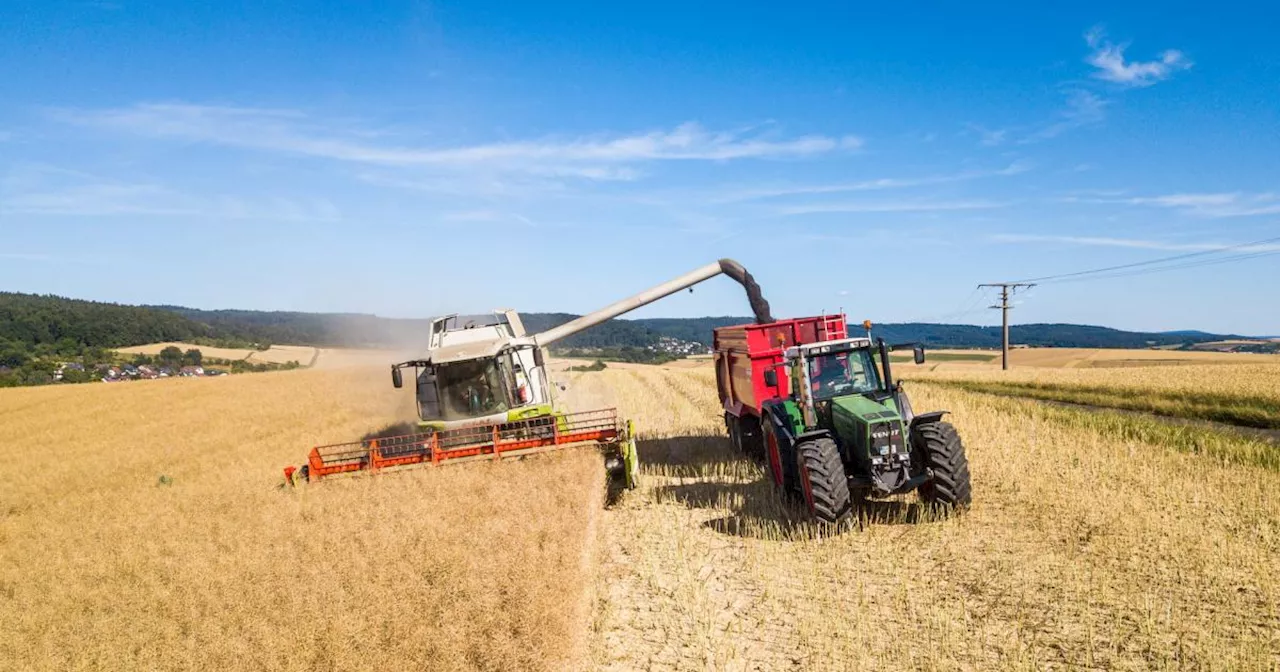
808;348;880;400
435;357;511;420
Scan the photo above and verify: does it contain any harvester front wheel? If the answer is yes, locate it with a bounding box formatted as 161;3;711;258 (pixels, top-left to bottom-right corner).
794;437;851;523
912;421;972;509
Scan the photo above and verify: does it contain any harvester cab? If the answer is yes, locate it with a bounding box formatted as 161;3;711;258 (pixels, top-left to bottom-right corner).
762;335;972;521
391;311;554;428
285;259;775;491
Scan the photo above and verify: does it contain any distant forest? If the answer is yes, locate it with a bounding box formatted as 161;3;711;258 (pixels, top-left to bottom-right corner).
0;292;1256;366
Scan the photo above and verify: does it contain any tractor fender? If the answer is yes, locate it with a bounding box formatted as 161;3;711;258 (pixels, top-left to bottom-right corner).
794;428;835;444
909;411;950;428
762;403;798;442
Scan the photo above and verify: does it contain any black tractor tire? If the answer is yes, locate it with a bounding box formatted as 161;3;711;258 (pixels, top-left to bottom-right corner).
912;421;972;509
738;415;765;462
794;437;852;523
725;412;741;453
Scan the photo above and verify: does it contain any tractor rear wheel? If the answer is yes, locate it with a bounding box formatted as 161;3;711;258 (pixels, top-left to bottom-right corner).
762;420;789;491
794;437;852;523
912;421;972;509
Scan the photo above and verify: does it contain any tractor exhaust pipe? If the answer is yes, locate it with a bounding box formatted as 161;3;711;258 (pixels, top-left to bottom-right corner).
532;258;774;348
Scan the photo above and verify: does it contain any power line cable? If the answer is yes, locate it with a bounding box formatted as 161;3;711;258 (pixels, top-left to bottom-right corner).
1009;234;1280;284
903;286;985;323
1043;248;1280;285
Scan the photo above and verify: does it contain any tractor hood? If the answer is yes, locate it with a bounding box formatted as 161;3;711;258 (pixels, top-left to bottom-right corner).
829;393;912;494
830;394;900;425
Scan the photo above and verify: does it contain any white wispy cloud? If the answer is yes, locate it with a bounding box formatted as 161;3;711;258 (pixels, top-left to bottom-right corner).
779;199;1007;216
1085;26;1192;88
992;233;1280;252
1022;90;1108;143
0;252;55;261
0;166;341;221
1064;191;1280;218
442;210;538;227
53;104;861;177
716;162;1030;203
966;124;1009;147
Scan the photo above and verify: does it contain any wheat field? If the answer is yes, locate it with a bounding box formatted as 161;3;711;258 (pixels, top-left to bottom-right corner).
914;347;1264;370
557;360;1280;670
3;357;1279;670
116;341;319;365
0;368;603;671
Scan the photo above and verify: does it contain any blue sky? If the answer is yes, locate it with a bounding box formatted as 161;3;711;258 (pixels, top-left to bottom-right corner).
2;1;1277;334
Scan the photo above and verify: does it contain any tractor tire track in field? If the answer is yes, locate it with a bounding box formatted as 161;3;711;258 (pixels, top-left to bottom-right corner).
591;442;809;672
577;362;1280;670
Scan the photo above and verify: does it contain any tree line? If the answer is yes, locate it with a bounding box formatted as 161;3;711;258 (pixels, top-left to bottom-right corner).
0;291;1257;363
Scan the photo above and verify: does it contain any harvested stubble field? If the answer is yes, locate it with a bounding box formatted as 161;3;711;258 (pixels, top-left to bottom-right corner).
557;360;1280;670
116;341;319;365
3;356;1279;670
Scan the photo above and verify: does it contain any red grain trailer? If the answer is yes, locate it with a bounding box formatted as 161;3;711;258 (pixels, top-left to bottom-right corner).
713;314;850;457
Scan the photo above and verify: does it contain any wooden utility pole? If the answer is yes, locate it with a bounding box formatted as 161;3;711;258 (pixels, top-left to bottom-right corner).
978;282;1036;370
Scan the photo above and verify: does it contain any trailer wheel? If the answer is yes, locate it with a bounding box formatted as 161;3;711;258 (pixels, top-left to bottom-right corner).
725;412;742;454
738;415;764;461
912;421;972;509
795;437;851;523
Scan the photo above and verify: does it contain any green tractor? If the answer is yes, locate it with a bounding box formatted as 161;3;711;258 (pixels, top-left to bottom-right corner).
755;337;972;523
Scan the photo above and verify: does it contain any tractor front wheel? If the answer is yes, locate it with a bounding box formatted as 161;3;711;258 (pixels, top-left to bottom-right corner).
912;421;972;509
794;437;852;523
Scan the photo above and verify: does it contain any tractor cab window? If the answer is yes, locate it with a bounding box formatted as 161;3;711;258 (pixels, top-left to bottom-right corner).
808;349;879;400
435;357;512;421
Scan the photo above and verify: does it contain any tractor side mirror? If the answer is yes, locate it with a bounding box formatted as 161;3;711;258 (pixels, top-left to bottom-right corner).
391;367;403;388
533;348;545;367
913;345;926;365
763;368;778;387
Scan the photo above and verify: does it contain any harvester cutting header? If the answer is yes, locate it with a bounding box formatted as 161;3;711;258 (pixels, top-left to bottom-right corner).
284;259;773;487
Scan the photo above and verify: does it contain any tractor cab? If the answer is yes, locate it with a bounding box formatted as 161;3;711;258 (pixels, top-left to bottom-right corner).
780;337;925;428
783;338;882;428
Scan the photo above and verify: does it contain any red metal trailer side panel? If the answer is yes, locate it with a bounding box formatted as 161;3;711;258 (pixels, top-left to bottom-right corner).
714;314;848;419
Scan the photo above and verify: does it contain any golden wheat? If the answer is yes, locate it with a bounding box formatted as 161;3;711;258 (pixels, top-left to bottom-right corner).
559;361;1280;670
5;355;1279;670
115;341;320;366
913;347;1267;370
906;359;1280;406
0;368;603;671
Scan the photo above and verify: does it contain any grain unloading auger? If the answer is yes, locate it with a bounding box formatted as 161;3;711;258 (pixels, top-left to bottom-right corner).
283;259;773;488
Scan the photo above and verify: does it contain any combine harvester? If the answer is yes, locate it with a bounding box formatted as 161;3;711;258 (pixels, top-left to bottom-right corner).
284;259;773;489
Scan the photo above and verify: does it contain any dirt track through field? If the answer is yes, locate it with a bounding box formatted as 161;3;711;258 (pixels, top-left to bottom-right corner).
926;383;1280;445
557;363;1280;670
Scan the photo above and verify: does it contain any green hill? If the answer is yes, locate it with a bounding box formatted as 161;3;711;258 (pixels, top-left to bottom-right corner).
0;292;1264;382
